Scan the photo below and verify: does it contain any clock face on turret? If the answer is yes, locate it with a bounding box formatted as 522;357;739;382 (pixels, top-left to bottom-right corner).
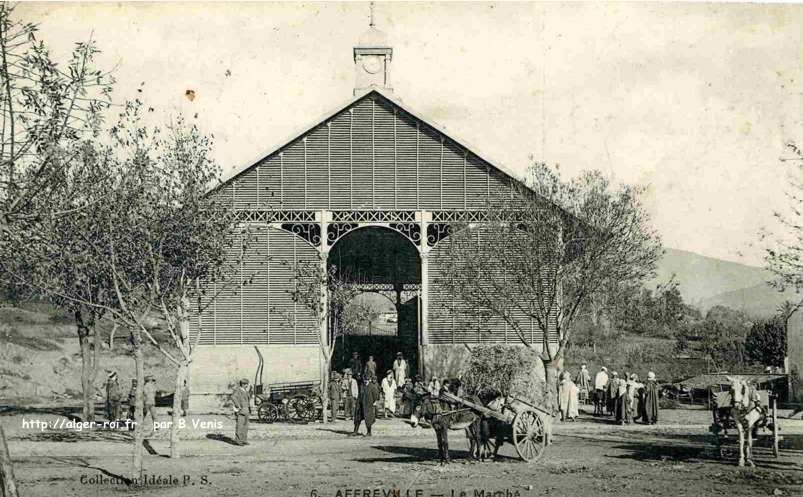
362;55;383;75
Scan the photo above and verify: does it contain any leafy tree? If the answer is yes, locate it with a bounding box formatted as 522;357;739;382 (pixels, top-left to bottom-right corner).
675;305;751;372
745;318;786;368
0;5;113;495
764;142;803;301
437;164;662;399
0;3;113;233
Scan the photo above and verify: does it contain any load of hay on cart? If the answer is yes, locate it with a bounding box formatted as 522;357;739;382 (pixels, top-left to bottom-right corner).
440;390;550;462
451;344;556;462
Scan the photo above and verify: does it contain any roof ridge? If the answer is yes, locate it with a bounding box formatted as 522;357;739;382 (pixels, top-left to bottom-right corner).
214;88;526;195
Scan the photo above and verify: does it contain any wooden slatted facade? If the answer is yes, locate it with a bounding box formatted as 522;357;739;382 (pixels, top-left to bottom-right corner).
191;90;559;395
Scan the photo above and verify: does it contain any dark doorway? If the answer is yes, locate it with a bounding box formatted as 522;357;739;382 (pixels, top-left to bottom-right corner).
328;227;421;380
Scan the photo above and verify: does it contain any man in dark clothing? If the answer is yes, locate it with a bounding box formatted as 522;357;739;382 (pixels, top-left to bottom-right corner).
231;378;251;445
180;380;190;417
106;372;122;421
351;375;380;436
348;352;364;380
127;379;137;420
400;378;415;416
642;371;660;424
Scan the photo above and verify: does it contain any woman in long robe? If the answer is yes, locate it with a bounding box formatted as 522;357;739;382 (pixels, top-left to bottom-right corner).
643;372;660;424
558;372;580;421
352;376;380;436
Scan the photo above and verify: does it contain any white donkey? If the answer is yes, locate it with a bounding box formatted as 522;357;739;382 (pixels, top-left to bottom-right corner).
711;377;767;467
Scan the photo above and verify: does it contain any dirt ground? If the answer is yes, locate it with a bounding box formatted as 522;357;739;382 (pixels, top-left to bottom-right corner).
3;406;803;497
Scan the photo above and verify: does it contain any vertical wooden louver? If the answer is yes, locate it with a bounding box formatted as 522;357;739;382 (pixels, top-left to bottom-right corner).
189;228;319;345
198;92;549;347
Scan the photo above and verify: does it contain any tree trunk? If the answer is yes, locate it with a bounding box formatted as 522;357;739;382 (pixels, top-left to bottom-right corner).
131;332;145;479
170;361;188;458
91;319;102;414
320;349;332;425
76;309;95;423
0;423;18;497
170;295;192;458
542;354;563;446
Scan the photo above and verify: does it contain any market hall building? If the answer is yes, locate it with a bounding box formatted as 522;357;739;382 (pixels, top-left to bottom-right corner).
189;26;557;406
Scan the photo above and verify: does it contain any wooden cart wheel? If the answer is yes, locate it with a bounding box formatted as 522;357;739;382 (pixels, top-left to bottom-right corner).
287;396;307;422
512;409;546;462
300;395;323;421
258;403;279;424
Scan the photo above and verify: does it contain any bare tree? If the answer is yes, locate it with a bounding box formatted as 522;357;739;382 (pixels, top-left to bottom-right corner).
437;164;662;396
283;261;371;423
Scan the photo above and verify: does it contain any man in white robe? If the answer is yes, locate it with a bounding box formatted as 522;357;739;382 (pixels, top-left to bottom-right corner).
381;370;397;418
393;352;408;386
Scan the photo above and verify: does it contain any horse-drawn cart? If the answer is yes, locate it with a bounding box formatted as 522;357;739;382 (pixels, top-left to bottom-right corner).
710;386;781;459
254;380;323;423
705;376;782;466
441;391;549;462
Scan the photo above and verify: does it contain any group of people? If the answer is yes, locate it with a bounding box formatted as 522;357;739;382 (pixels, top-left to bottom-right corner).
556;364;661;425
104;371;189;427
592;366;661;424
326;351;411;436
325;351;459;435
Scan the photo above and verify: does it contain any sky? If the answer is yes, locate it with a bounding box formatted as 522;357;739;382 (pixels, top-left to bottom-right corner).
18;2;803;267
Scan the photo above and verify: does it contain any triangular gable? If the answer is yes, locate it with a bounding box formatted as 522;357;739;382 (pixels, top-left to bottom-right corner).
212;89;528;210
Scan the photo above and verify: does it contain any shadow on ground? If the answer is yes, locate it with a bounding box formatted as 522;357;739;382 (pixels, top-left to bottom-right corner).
206;433;241;446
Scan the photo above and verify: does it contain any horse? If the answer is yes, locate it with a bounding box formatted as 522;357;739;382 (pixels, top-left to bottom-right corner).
711;377;768;467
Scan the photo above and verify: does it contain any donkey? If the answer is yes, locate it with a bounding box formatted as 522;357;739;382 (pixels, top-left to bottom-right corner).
412;381;484;465
711;377;768;467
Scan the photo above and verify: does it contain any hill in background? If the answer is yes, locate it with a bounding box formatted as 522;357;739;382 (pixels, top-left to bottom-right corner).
652;248;800;318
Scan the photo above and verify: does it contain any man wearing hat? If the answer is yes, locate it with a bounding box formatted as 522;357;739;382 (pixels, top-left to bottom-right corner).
231;378;251;445
143;375;158;429
328;371;342;421
105;372;122;421
351;374;380;436
348;351;364;380
393;352;408;386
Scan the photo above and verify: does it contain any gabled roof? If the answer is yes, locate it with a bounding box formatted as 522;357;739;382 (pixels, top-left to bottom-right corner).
216;88;526;192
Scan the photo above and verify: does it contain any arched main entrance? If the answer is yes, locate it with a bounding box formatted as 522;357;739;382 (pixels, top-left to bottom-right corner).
328;226;421;380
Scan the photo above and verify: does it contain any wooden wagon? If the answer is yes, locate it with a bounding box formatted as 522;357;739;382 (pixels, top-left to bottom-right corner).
441;391;549;462
254;380;323;423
